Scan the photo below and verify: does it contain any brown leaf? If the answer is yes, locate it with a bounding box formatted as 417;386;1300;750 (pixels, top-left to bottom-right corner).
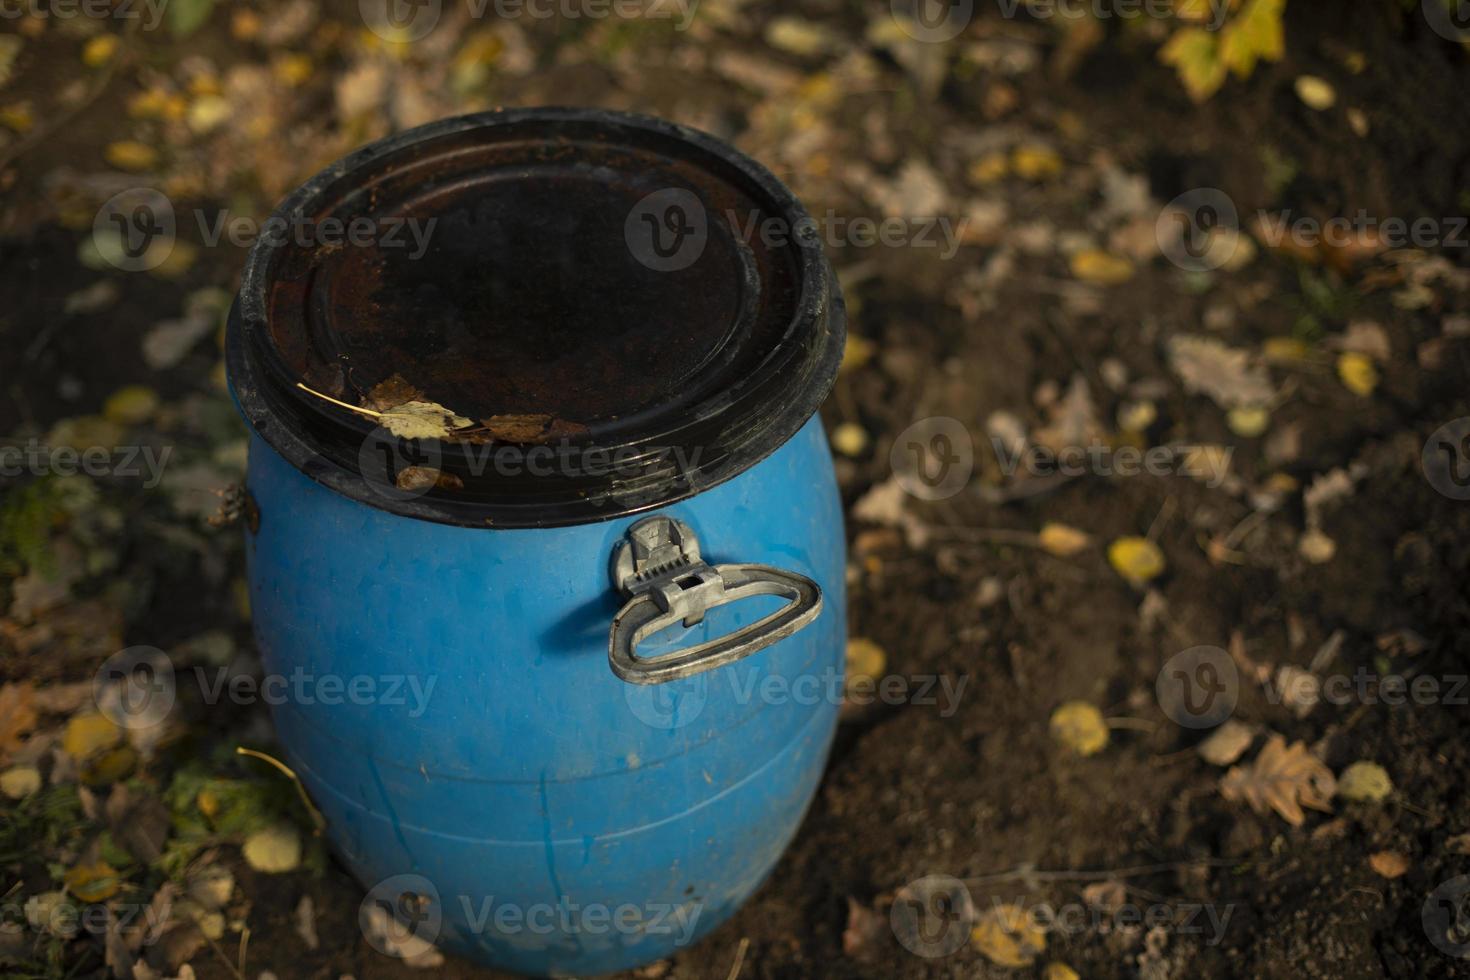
128;883;180;953
1368;851;1409;879
395;466;464;492
0;682;38;761
361;373;425;413
841;897;885;958
1033;373;1104;452
1080;879;1127;911
106;784;172;864
1167;335;1274;410
475;414;590;444
1220;734;1336;826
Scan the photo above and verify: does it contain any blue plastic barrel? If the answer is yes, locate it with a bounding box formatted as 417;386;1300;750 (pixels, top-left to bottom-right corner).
226;109;847;975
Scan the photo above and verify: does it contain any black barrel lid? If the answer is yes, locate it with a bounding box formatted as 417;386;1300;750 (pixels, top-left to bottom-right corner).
226;108;845;528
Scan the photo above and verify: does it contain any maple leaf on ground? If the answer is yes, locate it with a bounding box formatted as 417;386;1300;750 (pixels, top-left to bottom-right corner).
1220;734;1336;826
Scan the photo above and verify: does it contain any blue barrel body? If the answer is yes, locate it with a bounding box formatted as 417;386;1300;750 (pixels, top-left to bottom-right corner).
242;417;845;975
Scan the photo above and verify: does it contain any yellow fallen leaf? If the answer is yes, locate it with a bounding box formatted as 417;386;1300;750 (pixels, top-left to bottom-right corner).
243;824;303;873
1038;522;1092;557
840;334;875;373
1262;336;1312;363
1107;536;1165;584
187;95;231;134
1295;74;1336;110
831;422;869;457
186;73;221;97
1160;27;1227;102
1218;0;1284;78
1050;701;1109;756
0;766;41;799
1298;528;1336;564
176;898;226;939
62;713;121;761
1337;761;1392;802
1261;474;1297;497
1227;405;1270;437
1369;851;1409;879
1117;400;1157;433
1011;145;1062;181
0;101;34;134
272;53;313;87
104;140;158;172
1336;352;1378;396
1044;965;1081;980
764;17;835;57
64;862;122;903
968;151;1010;186
197;788;220;821
846;638;887;682
81;745;137;786
1071;249;1135;286
380;401;474;440
81;34;119;68
103;385;159;426
971;903;1046;967
126;87;171;120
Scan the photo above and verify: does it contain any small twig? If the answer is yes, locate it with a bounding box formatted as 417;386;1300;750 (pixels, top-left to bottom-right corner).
1105;716;1156;733
961;858;1235;887
924;525;1043;547
296;382;381;418
238;925;250;978
236;747;327;835
1222;508;1269;550
200;925;247;980
724;937;750;980
1146;495;1176;542
1397;798;1432;818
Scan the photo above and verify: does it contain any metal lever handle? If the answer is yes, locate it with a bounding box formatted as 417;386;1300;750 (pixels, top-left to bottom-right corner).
608;516;822;685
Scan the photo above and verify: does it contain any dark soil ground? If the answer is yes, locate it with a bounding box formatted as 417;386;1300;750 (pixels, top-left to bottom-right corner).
2;2;1470;979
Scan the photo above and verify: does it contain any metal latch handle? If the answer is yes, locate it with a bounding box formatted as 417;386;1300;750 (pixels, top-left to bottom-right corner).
608;516;822;685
